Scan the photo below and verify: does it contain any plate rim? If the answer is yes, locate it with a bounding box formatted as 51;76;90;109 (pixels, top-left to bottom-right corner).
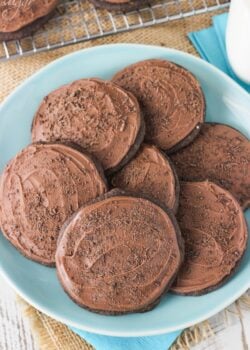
0;43;249;337
1;269;249;337
1;44;249;109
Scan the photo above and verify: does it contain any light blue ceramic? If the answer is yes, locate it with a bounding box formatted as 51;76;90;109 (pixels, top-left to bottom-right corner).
0;44;249;337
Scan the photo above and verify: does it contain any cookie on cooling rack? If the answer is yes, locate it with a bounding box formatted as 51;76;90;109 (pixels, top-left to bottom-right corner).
56;189;184;314
0;143;107;266
88;0;150;11
0;0;58;41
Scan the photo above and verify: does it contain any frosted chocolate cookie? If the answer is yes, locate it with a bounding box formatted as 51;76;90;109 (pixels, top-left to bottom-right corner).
111;144;179;213
0;0;58;41
32;78;145;174
112;59;205;152
0;143;107;266
89;0;149;11
171;181;248;295
56;189;184;314
171;123;250;209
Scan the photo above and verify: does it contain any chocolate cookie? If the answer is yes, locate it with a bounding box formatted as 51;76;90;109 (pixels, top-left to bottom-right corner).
112;59;205;152
170;123;250;209
32;78;145;174
171;181;248;295
56;189;184;315
0;0;58;41
0;143;107;266
111;144;179;213
89;0;150;11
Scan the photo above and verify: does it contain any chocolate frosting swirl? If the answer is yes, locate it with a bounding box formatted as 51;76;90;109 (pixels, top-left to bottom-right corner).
0;143;107;266
111;144;179;212
171;123;250;209
32;78;144;173
0;0;58;33
172;181;248;295
56;191;183;314
112;59;205;151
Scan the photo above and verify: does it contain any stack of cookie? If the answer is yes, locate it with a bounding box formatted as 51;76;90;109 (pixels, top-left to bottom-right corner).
0;59;249;315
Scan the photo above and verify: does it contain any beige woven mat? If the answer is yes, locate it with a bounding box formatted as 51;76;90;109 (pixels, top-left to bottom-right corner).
0;10;223;102
0;8;235;350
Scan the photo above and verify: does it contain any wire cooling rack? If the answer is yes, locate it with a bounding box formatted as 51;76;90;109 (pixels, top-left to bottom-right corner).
0;0;230;61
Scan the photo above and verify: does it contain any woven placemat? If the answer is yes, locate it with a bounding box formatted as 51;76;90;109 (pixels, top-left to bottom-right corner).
0;8;233;350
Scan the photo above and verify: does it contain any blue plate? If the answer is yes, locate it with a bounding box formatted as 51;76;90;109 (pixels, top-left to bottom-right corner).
0;44;249;337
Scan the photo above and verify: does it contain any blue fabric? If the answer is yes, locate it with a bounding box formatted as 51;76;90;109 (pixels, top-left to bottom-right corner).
188;13;250;92
71;327;182;350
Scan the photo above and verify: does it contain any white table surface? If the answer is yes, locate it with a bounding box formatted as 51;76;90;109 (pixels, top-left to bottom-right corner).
0;274;38;350
0;273;249;350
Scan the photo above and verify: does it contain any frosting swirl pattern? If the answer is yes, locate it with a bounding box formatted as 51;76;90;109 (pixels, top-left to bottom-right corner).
0;143;107;266
56;191;184;314
112;59;205;152
171;123;250;209
172;181;248;295
32;78;144;173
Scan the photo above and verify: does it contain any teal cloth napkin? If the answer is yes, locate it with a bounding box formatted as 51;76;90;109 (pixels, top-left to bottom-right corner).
68;12;250;350
71;327;181;350
188;13;250;92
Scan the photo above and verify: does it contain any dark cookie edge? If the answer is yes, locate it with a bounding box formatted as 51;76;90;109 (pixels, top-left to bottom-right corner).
0;10;57;41
88;0;150;11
